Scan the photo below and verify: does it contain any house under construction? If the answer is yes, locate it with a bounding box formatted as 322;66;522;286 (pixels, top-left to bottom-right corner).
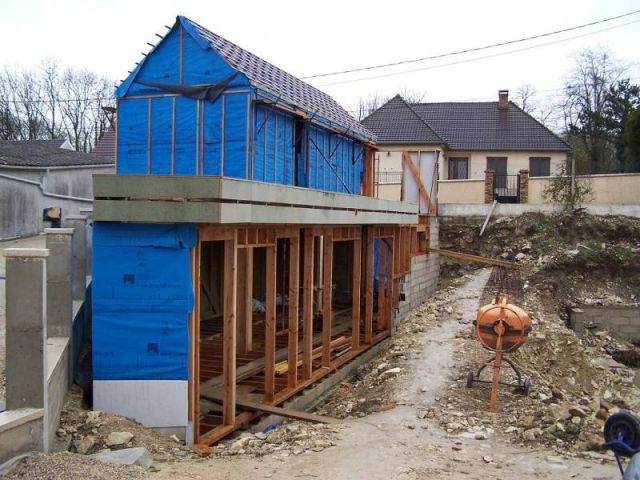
91;15;439;447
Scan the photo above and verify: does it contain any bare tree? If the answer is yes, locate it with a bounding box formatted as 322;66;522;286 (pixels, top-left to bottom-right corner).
514;84;537;114
354;88;428;120
562;48;626;173
0;61;115;151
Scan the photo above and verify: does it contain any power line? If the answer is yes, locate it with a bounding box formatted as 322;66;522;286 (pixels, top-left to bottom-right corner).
316;18;640;87
301;9;640;80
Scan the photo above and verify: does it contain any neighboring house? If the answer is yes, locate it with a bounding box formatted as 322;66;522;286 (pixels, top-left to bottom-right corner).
0;139;114;238
362;91;570;204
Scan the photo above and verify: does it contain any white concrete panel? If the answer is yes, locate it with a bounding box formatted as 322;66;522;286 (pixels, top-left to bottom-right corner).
403;152;419;205
94;380;188;428
419;152;436;214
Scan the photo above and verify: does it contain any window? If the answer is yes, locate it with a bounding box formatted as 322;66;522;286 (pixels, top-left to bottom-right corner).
529;157;551;177
448;157;468;179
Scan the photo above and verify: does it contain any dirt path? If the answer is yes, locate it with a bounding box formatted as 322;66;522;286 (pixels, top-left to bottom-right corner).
154;270;618;480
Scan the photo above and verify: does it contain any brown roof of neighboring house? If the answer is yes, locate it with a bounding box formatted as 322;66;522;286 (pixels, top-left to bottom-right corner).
363;95;570;151
0;139;114;167
92;128;116;161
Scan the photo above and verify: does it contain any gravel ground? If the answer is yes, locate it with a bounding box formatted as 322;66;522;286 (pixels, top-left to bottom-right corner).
4;452;145;480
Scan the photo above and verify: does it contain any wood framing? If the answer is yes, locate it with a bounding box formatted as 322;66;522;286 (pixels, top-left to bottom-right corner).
321;234;333;367
351;236;361;352
264;244;277;401
302;229;314;380
222;232;237;425
288;233;300;389
364;227;374;344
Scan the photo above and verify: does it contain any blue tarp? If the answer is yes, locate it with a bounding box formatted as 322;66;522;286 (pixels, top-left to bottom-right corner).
92;222;196;381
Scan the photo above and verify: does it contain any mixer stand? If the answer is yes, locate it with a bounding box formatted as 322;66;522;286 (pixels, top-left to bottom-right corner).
466;354;530;396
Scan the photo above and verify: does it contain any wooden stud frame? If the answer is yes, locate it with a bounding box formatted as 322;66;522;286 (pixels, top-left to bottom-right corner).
194;223;403;447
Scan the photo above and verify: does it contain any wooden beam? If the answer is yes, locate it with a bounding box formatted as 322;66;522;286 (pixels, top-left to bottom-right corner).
244;248;253;352
426;247;519;269
264;244;277;401
364;227;374;344
201;393;338;424
302;229;314;380
401;151;436;215
351;237;361;352
322;234;333;367
288;234;300;389
377;239;386;332
223;232;237;426
236;248;247;354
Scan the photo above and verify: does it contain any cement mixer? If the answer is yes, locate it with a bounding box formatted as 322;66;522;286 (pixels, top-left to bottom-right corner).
466;294;532;411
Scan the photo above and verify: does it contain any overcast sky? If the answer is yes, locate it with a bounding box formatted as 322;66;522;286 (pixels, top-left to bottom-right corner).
1;0;639;114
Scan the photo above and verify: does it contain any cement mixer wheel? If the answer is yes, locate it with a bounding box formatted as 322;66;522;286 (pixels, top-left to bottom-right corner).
604;411;640;454
466;371;474;388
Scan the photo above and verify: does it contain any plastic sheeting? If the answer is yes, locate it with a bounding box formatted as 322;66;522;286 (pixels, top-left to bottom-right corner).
92;222;196;381
253;105;294;185
305;125;363;195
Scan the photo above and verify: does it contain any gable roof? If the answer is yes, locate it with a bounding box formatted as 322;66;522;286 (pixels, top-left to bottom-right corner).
0;140;114;168
361;95;443;145
364;95;570;152
120;16;374;142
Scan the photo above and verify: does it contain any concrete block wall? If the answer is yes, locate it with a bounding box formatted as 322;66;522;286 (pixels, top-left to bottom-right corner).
396;218;440;325
570;306;640;342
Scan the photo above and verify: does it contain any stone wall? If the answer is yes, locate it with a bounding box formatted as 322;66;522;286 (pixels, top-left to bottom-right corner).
569;306;640;342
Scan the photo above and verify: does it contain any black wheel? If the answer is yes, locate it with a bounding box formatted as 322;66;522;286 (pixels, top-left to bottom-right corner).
604;411;640;455
466;371;474;388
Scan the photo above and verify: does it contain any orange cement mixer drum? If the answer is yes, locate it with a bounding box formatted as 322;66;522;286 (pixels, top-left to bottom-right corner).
475;299;531;353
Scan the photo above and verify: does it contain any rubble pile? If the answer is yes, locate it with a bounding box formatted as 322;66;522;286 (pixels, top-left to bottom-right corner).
440;212;640;312
56;387;192;461
316;283;463;418
215;422;340;457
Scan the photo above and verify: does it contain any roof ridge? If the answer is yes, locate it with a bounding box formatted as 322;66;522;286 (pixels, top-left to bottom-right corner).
401;97;447;146
178;16;375;142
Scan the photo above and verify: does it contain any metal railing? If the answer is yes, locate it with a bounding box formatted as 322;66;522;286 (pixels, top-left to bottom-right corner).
375;171;402;185
493;174;520;203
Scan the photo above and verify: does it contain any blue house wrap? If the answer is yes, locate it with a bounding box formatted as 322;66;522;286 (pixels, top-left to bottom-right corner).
92;223;196;381
115;15;374;195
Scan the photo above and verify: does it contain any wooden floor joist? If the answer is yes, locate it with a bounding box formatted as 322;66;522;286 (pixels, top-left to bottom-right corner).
426;247;519;269
201;393;338;424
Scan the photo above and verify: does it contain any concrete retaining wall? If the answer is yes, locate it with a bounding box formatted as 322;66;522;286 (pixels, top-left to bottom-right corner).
569;306;640;342
438;202;640;219
0;409;44;464
0;166;111;240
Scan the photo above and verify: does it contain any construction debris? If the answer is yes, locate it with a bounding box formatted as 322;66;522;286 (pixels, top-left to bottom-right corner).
214;422;340;457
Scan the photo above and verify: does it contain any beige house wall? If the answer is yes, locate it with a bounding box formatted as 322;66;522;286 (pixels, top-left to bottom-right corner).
529;173;640;205
376;183;402;201
437;179;485;204
442;150;567;179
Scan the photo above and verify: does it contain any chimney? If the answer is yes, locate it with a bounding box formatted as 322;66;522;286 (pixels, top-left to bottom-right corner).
498;90;509;110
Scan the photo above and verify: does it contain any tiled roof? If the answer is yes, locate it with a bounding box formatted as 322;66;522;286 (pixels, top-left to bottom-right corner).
92;128;116;161
181;16;374;142
363;96;570;151
0;140;114;167
411;102;569;151
361;95;443;145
